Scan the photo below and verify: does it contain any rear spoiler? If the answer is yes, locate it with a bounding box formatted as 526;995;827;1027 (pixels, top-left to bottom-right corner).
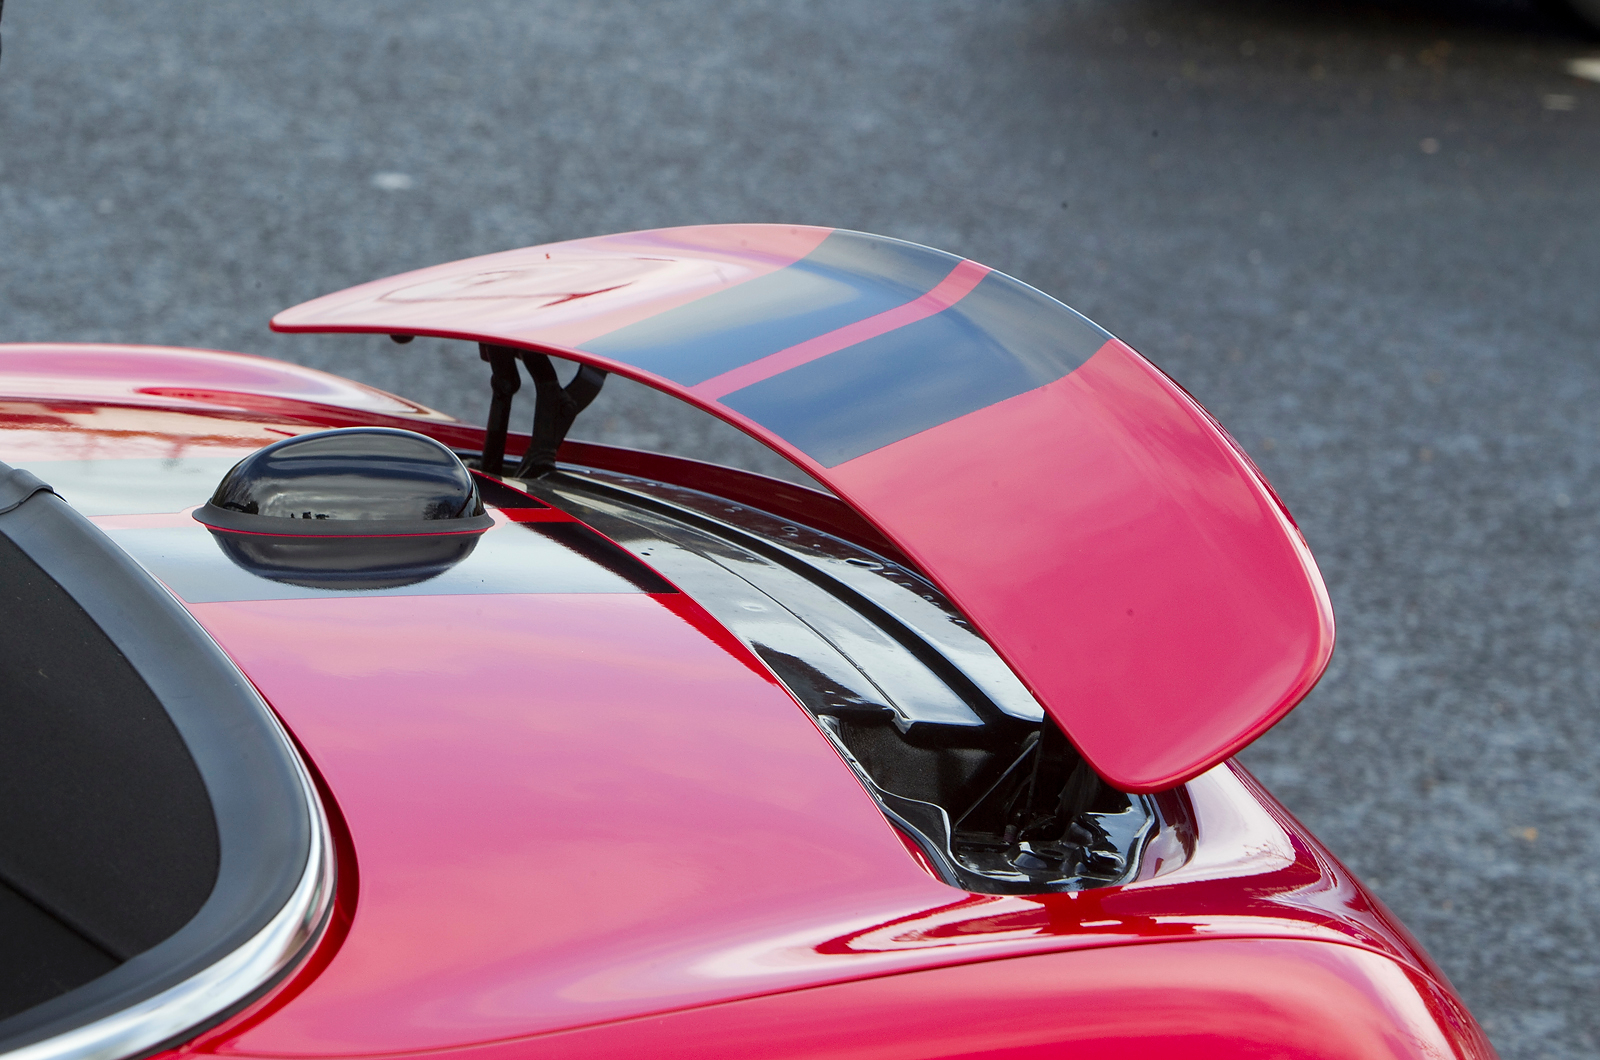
273;224;1333;793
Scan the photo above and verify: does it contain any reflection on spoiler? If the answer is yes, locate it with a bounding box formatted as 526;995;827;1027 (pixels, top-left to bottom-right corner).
273;224;1334;793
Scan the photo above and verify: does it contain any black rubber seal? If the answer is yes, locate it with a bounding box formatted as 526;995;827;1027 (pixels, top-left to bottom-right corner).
0;462;318;1055
0;465;53;515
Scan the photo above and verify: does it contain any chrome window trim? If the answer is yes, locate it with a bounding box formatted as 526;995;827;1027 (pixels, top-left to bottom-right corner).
0;717;335;1060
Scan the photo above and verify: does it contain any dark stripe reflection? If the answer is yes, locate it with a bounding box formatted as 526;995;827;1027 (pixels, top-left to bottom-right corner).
720;270;1113;467
580;231;960;387
526;522;677;594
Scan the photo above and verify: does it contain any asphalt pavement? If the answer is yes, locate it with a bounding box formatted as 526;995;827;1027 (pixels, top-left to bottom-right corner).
2;1;1598;1055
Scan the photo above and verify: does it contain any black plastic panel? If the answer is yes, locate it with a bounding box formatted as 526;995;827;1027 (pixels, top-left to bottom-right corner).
0;884;116;1022
0;533;219;974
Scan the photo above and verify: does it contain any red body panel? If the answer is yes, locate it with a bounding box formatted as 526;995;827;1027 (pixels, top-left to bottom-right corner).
0;344;450;421
179;591;949;1053
213;940;1489;1060
269;225;1334;792
162;749;1484;1058
0;343;1489;1059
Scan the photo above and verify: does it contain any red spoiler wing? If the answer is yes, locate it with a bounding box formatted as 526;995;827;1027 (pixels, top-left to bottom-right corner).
273;224;1333;792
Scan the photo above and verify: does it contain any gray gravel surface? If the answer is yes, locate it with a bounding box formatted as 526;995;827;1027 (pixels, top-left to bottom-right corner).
2;1;1598;1055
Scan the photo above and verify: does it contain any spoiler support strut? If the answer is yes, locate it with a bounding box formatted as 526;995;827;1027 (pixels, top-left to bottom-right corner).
476;343;607;478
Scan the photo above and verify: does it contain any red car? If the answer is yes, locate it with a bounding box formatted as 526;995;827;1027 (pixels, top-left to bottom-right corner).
0;225;1493;1059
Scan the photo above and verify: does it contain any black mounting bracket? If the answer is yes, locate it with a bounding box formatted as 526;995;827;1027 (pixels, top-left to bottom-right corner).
476;344;608;479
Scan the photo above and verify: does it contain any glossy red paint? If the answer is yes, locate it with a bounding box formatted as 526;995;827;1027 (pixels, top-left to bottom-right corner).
147;608;1459;1060
0;345;884;546
179;591;951;1054
0;343;496;468
0;399;310;462
0;343;912;559
0;364;1489;1059
268;227;1333;792
0;344;449;421
159;747;1494;1059
272;225;832;350
830;341;1334;792
209;940;1490;1060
